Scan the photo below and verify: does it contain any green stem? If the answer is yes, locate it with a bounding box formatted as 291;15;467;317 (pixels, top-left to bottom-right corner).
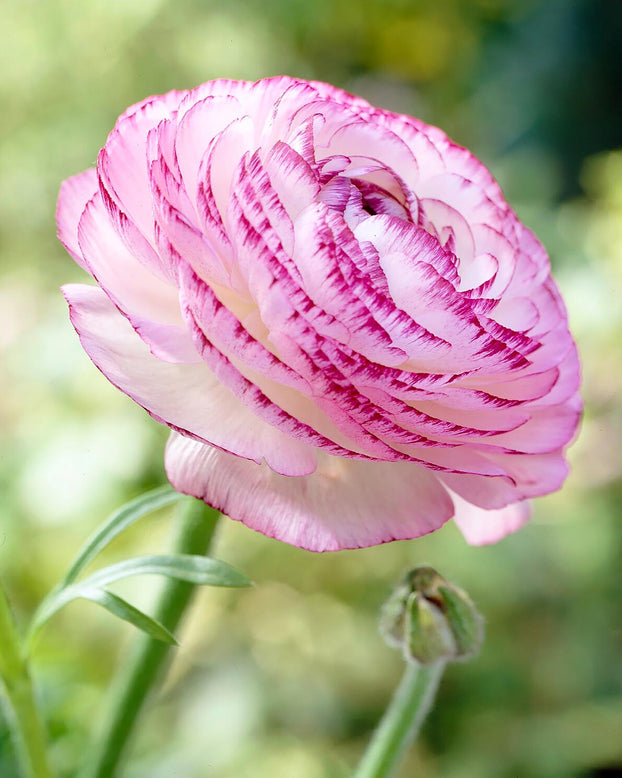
354;661;445;778
79;498;220;778
0;581;54;778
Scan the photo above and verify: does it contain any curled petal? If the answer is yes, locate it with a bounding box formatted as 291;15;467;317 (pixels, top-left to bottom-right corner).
56;169;98;269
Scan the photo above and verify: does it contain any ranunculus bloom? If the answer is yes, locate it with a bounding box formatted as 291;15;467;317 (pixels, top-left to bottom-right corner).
58;77;581;551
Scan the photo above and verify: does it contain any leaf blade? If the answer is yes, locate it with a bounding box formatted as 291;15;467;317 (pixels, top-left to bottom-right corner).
81;554;252;590
82;589;178;644
62;486;185;586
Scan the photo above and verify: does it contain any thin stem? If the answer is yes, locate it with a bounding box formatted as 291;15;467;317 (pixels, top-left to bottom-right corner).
0;580;54;778
78;498;220;778
354;661;445;778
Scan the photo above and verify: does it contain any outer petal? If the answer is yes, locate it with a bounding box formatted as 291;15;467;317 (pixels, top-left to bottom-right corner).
62;283;317;477
56;168;98;269
165;432;455;551
450;489;532;545
98;90;186;244
76;192;200;364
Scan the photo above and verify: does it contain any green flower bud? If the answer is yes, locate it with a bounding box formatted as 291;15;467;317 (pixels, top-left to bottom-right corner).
379;566;484;665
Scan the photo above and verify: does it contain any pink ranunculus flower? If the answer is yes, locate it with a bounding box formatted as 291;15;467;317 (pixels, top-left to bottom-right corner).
58;77;581;551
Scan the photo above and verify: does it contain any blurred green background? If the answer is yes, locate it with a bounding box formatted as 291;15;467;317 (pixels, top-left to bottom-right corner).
1;0;621;776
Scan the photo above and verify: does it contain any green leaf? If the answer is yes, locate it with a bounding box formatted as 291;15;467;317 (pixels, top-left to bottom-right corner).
80;554;252;590
79;589;178;645
61;486;185;586
29;583;178;645
28;554;250;645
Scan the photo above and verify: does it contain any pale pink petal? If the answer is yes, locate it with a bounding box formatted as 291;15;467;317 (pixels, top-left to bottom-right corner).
318;119;420;187
56;169;98;269
450;489;532;546
62;283;317;476
175;95;246;201
165;433;455;551
479;403;582;454
77;193;199;364
98;90;185;243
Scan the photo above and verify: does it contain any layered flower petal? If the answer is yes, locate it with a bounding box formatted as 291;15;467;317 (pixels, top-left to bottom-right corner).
165;433;455;551
59;77;581;551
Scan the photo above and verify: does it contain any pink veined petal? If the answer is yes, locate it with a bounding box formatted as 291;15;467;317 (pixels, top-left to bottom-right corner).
434;141;509;212
382;117;444;182
98;178;177;284
454;364;561;402
218;180;504;455
175;95;246;203
507;224;551;293
417;173;503;232
177;264;400;459
261;79;369;152
262;141;321;232
449;489;532;546
98;90;185;244
376;230;530;373
418;197;477;261
475;403;582;454
455;251;497;293
317;118;420;186
77;192;182;325
178;265;385;461
529;344;581;408
165;433;455;552
437;469;523;511
150;158;233;291
489;296;540;332
56;169;99;270
293;206;447;366
403;397;530;437
483;449;570;499
205;116;255;228
62;283;318;477
76;192;200;364
468;224;518;298
228;149;303;283
522;280;565;339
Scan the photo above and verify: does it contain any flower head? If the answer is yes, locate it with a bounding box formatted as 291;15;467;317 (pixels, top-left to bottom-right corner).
58;77;581;551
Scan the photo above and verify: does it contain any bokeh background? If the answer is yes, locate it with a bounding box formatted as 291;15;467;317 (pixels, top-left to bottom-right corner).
1;0;621;776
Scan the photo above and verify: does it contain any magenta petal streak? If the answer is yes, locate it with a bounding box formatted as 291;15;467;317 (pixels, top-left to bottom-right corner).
58;77;581;551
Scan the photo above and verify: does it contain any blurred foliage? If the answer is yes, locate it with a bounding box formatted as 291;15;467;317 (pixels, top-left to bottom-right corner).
1;0;622;776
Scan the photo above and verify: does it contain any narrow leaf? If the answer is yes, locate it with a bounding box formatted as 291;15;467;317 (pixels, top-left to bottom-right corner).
82;589;178;644
28;555;250;644
29;583;178;645
81;554;252;590
62;486;185;586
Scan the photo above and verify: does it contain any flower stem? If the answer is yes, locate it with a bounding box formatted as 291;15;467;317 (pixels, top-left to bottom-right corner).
0;580;54;778
354;661;445;778
79;498;220;778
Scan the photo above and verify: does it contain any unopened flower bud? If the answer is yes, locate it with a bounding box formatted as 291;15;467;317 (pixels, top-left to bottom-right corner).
380;566;484;665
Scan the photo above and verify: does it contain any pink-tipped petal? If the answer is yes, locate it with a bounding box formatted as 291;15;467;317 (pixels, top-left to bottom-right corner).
56;169;99;269
62;283;317;476
165;433;455;551
59;77;581;551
